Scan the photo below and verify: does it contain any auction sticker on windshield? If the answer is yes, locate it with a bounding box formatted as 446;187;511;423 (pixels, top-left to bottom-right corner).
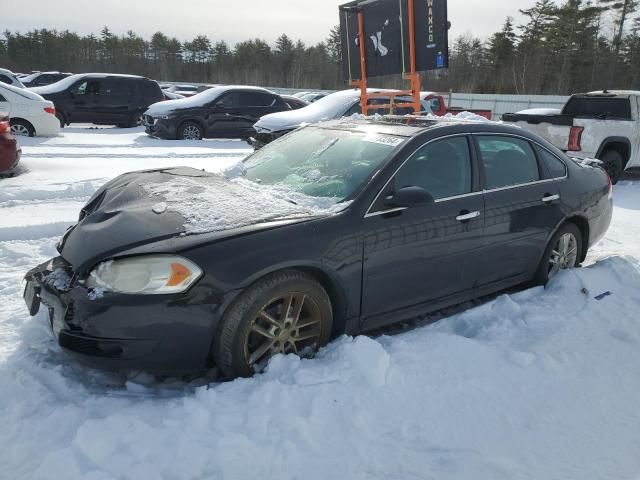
362;134;405;147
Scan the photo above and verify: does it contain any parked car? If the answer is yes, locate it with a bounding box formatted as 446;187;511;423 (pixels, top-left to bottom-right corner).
162;90;185;101
0;68;25;89
167;84;200;97
31;73;164;128
300;92;328;103
21;71;72;88
421;92;493;119
281;95;309;110
251;88;430;147
0;113;21;176
144;85;290;140
503;90;640;183
23;117;613;377
0;82;60;137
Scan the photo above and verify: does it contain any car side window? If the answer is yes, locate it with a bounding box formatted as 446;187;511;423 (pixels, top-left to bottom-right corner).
0;93;6;102
244;92;276;107
0;75;12;85
102;80;134;97
344;102;362;116
395;136;473;200
477;136;540;190
536;146;568;179
217;93;243;108
72;80;100;96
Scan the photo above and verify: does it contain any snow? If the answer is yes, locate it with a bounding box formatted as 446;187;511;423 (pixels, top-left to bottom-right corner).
255;89;386;132
1;125;640;479
143;176;346;234
516;108;563;115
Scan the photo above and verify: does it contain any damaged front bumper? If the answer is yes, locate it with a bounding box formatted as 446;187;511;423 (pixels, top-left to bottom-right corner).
23;257;223;374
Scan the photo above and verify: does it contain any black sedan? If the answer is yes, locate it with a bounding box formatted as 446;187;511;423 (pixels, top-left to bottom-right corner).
143;86;290;140
24;118;613;378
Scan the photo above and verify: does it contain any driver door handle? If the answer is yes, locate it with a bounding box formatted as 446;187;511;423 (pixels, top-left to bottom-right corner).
456;210;481;222
542;194;560;204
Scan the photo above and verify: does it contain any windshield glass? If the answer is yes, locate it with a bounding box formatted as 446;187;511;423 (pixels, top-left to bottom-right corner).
243;126;404;201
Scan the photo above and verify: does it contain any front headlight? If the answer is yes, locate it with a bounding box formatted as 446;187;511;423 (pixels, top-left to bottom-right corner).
86;255;202;295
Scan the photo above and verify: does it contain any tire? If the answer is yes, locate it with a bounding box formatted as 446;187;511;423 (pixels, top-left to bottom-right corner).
10;119;35;137
533;223;583;285
120;111;143;128
599;149;624;185
55;112;66;128
177;121;204;140
214;270;333;378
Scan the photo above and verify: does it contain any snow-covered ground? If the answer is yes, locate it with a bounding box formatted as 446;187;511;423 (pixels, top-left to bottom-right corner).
2;126;640;480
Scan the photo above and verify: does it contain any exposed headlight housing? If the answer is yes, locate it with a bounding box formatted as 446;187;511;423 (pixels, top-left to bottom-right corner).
86;255;202;295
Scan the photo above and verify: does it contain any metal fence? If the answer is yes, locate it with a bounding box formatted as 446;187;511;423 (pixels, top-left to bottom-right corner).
446;93;569;120
160;81;569;118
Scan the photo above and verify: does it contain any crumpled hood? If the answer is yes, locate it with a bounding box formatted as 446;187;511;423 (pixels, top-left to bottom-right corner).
59;167;340;272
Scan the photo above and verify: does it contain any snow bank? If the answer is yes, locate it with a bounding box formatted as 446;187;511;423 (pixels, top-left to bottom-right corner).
3;257;640;479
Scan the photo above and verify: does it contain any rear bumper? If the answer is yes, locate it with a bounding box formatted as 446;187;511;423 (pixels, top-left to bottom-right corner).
24;257;230;374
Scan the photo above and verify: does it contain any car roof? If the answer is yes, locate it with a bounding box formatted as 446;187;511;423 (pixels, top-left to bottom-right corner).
583;90;640;97
313;116;525;139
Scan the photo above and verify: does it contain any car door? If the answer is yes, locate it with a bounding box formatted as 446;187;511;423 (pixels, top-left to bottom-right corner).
96;79;134;123
475;134;565;289
206;92;246;138
68;79;100;123
361;135;485;330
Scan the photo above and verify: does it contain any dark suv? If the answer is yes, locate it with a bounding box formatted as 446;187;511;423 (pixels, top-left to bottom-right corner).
143;86;290;140
32;74;164;128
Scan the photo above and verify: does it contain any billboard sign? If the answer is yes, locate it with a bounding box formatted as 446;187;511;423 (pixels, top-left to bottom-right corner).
340;0;449;81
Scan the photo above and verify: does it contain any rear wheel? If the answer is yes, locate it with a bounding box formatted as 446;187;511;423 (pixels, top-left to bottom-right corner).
55;112;66;128
121;111;143;128
178;121;204;140
10;119;34;137
213;270;333;378
534;223;583;285
600;149;624;185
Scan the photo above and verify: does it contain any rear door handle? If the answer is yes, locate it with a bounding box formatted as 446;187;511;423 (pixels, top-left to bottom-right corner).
542;194;560;204
456;211;481;222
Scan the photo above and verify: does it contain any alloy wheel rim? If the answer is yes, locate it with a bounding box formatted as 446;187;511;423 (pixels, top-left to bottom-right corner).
11;124;29;136
548;233;578;278
183;126;201;140
245;293;323;372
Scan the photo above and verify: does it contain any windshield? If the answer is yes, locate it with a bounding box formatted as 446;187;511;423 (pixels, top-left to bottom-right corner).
243;126;404;201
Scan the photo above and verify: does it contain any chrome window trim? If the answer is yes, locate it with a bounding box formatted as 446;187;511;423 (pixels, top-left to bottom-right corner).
364;133;475;218
473;132;569;191
364;132;570;219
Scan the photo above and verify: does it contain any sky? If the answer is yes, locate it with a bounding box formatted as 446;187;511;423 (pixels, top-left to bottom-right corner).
5;0;534;44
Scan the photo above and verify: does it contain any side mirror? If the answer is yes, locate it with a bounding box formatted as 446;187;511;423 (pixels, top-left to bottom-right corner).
215;100;225;108
384;186;434;208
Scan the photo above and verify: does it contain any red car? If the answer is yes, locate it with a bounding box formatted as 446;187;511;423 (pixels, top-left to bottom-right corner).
0;114;21;176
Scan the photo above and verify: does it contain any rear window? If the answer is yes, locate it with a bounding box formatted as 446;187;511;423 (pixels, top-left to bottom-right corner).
563;97;632;120
536;146;567;179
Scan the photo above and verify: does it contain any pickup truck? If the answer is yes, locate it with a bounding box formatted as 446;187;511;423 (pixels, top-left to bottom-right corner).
503;91;640;183
421;92;493;120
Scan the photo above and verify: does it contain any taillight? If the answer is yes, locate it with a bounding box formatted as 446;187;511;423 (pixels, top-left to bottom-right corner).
607;171;613;200
0;121;9;133
568;126;584;151
44;106;56;115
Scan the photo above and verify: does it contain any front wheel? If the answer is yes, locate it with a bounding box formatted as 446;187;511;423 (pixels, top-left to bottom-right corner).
534;223;583;285
213;271;333;378
178;121;204;140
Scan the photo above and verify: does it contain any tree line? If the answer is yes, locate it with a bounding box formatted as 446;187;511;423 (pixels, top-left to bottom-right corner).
1;0;639;95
